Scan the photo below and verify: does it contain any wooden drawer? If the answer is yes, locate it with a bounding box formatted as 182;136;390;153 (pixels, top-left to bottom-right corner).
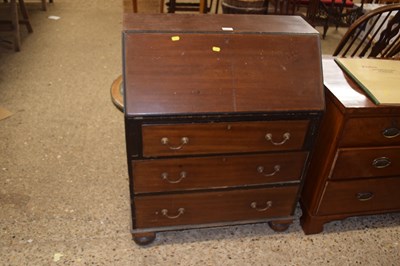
133;152;307;193
317;177;400;215
134;186;299;228
141;120;309;157
331;147;400;180
340;117;400;147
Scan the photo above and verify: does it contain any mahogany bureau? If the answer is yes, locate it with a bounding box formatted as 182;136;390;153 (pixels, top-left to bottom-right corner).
300;59;400;234
122;14;324;245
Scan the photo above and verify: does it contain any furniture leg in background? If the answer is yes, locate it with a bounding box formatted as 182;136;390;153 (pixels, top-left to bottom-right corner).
132;0;137;12
19;0;33;32
10;0;20;51
4;0;54;11
41;0;54;11
0;0;33;51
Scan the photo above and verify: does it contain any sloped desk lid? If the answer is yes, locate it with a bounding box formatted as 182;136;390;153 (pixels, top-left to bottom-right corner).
123;14;324;117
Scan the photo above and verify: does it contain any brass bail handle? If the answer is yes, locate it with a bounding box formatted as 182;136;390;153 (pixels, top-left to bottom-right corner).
161;137;189;150
250;201;273;212
265;132;290;146
257;165;280;177
161;208;185;219
161;171;187;184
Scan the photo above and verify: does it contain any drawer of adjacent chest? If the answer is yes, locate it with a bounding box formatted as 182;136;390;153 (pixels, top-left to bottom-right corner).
330;147;400;180
141;120;309;157
317;177;400;215
340;117;400;147
134;185;299;229
133;152;307;193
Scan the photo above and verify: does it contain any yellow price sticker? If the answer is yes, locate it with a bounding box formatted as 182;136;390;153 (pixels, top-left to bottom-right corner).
171;36;180;41
212;46;221;52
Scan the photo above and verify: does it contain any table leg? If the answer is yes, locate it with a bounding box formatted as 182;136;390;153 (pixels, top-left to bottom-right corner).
10;0;21;51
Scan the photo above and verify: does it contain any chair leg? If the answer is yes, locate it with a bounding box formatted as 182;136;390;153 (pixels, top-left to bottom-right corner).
323;19;329;39
41;0;46;11
19;0;33;33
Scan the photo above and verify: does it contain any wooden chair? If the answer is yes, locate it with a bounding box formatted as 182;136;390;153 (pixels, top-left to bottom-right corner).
0;0;33;51
333;3;400;58
305;0;365;38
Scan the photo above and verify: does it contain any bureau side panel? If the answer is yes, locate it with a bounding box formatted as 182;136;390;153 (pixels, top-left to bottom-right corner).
301;91;344;213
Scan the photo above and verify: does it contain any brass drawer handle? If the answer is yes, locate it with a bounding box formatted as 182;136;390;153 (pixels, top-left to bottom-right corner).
161;208;185;219
161;171;187;184
382;127;400;139
161;137;189;150
356;192;374;201
250;201;272;212
265;132;290;146
257;165;280;176
372;157;391;169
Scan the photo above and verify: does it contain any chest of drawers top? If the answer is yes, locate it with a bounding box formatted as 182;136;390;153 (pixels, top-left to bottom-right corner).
323;59;400;115
123;14;324;117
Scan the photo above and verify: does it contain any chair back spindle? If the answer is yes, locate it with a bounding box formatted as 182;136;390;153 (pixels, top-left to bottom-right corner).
334;4;400;58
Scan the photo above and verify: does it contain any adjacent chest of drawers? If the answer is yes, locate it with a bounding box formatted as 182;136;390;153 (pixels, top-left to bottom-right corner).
122;14;324;245
300;59;400;234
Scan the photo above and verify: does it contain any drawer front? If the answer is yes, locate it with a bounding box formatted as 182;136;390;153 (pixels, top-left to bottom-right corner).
331;147;400;180
134;186;299;228
141;120;309;157
317;177;400;215
340;117;400;147
133;152;307;193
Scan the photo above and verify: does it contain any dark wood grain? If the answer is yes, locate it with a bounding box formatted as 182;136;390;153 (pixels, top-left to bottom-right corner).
340;117;400;147
133;152;307;193
141;120;309;156
317;177;400;215
134;185;299;228
300;90;345;213
331;147;400;179
123;13;319;33
123;14;323;116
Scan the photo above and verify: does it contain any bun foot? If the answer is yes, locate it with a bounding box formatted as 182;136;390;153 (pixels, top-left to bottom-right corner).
132;232;156;245
268;219;292;232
